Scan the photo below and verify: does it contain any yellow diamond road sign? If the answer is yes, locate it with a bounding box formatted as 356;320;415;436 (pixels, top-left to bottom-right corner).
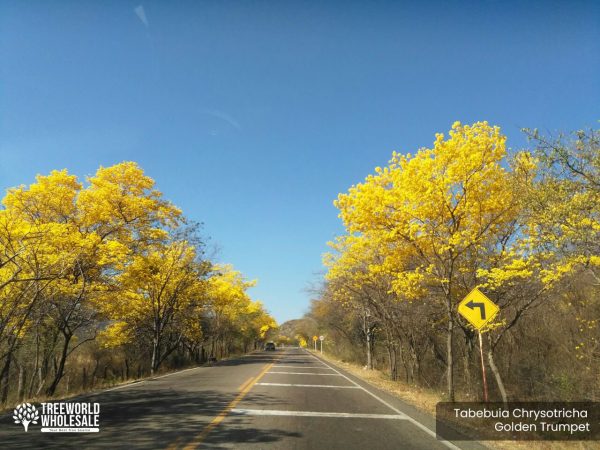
312;335;318;342
458;287;499;330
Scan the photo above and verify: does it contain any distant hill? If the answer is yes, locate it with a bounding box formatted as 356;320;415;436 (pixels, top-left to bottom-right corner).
277;319;304;339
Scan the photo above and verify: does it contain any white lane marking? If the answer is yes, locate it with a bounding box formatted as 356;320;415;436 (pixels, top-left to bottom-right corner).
306;350;462;450
102;366;205;392
273;365;330;369
103;382;145;392
277;360;319;363
266;372;342;376
231;409;406;419
256;383;360;389
151;366;205;380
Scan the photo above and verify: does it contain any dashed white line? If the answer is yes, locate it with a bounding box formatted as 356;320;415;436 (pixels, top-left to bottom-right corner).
231;409;406;419
266;372;342;376
255;382;360;389
273;365;330;369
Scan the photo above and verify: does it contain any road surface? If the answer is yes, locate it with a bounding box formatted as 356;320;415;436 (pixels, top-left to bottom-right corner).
0;348;486;449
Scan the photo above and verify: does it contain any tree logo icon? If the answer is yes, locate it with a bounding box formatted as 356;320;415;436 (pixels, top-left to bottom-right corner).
13;403;39;432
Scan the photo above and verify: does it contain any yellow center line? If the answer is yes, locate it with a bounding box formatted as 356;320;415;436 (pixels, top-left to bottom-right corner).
176;355;281;450
238;376;254;391
165;438;182;450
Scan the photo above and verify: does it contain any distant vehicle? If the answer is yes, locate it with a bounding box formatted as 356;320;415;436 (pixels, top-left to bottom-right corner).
265;342;276;351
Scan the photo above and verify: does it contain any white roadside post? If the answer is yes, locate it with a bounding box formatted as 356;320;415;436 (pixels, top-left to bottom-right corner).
319;335;324;354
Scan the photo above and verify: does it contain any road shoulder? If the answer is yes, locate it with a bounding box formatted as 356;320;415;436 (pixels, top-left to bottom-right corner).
306;349;488;450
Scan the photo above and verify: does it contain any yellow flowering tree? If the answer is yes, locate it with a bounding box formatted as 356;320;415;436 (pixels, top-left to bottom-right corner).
205;265;258;358
106;240;206;374
0;162;184;395
334;122;521;400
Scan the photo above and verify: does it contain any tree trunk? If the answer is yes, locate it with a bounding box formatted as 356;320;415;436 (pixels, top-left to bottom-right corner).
397;343;410;383
366;332;373;370
387;345;398;381
363;313;374;370
91;358;100;388
17;363;26;402
409;342;419;384
36;365;45;396
151;335;159;375
446;299;455;401
0;352;13;405
46;332;72;396
28;327;40;398
488;348;508;403
463;336;474;397
28;360;38;399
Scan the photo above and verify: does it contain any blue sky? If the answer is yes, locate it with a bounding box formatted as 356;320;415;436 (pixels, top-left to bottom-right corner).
1;1;598;323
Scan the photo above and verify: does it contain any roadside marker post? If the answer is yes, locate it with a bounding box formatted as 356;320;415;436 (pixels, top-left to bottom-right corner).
457;287;500;402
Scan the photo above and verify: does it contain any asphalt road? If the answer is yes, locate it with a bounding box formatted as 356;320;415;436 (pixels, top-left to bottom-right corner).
0;348;487;449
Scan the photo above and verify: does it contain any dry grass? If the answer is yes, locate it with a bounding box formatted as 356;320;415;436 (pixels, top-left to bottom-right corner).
312;350;599;450
315;351;441;415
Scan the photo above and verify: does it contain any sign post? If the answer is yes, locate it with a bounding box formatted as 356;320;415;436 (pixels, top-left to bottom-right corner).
457;287;499;402
319;335;324;354
478;331;489;402
312;335;318;351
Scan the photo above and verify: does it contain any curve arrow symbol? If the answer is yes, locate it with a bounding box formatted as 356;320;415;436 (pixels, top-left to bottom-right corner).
466;301;486;320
